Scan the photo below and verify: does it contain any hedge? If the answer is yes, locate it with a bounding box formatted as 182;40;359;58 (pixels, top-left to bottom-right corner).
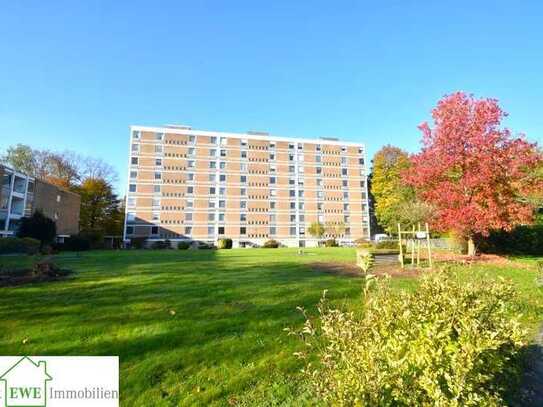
0;237;40;255
478;225;543;255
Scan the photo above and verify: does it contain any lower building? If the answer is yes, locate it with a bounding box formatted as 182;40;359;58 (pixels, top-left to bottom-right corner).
0;165;81;238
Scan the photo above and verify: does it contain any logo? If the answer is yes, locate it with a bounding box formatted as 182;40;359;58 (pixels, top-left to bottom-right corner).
0;357;118;407
0;357;51;407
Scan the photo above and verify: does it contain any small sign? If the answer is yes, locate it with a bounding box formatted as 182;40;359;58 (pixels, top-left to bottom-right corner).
416;232;427;239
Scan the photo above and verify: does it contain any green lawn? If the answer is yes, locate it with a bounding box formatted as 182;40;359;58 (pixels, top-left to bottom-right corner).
0;248;541;406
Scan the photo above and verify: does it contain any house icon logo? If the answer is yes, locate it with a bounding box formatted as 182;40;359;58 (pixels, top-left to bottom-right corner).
0;357;52;407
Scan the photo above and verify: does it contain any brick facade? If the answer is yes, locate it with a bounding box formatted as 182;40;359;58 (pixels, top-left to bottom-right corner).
124;126;370;247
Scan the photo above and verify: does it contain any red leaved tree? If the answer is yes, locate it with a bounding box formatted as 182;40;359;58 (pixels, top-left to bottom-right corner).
405;92;542;255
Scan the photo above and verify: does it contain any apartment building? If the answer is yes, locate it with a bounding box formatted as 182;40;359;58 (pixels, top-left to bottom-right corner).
124;125;370;248
0;165;81;238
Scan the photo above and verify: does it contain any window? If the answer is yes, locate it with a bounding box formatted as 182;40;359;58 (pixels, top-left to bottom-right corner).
290;214;296;222
220;174;226;182
269;226;276;235
241;151;247;158
209;187;216;195
219;187;226;195
208;136;217;144
219;162;226;169
218;213;225;221
269;214;276;222
240;175;247;183
240;227;246;235
152;212;160;221
132;130;140;139
316;144;321;151
316;167;322;175
298;190;304;197
298;143;303;150
343;192;349;198
290;202;296;209
187;186;194;194
269;153;275;160
154;172;161;180
155;132;163;140
131;143;139;152
187;173;194;181
209;201;216;208
358;147;363;154
219;200;225;208
127;197;136;207
299;227;305;235
290;227;297;236
185;226;192;235
220;137;227;145
131;157;138;165
341;157;347;164
151;226;159;235
155;158;162;166
270;189;277;197
27;181;34;193
359;158;364;165
209;149;216;156
126;226;134;235
289;178;295;185
269;141;276;149
155;145;163;153
240;213;247;222
299;215;305;222
218;226;225;235
315;155;321;163
289;165;295;173
241;163;248;172
288;143;295;150
270;177;276;184
270;201;276;209
317;191;324;199
154;185;161;193
342;168;348;176
188;160;195;168
188;135;196;144
344;203;350;210
289;154;295;161
298;202;304;210
188;147;195;156
129;184;136;193
208;213;215;221
241;139;248;147
185;213;193;221
127;212;136;221
318;214;324;222
209;161;216;169
240;188;246;196
289;190;295;197
343;180;348;187
317;203;323;211
208;226;215;235
316;179;323;187
209;174;216;182
240;201;247;209
186;200;193;208
152;198;160;207
341;146;347;152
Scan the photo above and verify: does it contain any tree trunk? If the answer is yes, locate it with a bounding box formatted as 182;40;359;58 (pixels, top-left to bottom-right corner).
467;237;476;256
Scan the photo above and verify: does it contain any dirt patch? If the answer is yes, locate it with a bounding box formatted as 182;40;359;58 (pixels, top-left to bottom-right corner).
432;252;511;266
310;262;428;278
0;261;73;287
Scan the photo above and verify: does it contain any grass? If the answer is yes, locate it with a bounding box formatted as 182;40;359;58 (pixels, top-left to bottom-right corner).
0;248;542;405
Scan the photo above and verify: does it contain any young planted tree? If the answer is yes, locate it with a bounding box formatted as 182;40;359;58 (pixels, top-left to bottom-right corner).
17;210;57;249
406;92;543;255
308;222;325;241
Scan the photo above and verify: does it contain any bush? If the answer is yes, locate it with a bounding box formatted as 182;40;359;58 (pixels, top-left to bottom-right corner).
55;235;91;252
374;239;399;250
290;272;526;406
17;210;56;247
217;238;233;249
0;237;40;255
79;230;105;250
263;239;280;248
150;240;171;250
324;239;338;247
177;241;190;250
130;237;147;249
196;242;214;250
478;225;543;255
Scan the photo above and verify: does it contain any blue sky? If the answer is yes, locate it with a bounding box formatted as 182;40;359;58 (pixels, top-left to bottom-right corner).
1;1;542;193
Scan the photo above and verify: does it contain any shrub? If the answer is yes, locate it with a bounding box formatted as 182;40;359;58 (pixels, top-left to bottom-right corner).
217;238;233;249
151;240;170;250
130;237;147;249
197;242;214;250
263;239;280;248
323;239;338;247
177;241;190;250
290;272;526;406
0;237;40;255
375;239;399;250
57;235;91;251
478;225;543;255
79;230;105;250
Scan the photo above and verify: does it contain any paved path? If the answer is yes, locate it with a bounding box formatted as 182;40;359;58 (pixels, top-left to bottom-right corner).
516;325;543;406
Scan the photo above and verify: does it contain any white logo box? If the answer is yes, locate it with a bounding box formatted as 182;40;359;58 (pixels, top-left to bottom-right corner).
0;356;118;407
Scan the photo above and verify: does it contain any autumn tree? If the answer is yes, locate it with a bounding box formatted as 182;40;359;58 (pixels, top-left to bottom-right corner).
77;178;123;234
370;145;417;232
405;92;543;255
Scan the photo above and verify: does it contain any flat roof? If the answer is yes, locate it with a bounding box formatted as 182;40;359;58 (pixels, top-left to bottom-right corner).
130;125;365;148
